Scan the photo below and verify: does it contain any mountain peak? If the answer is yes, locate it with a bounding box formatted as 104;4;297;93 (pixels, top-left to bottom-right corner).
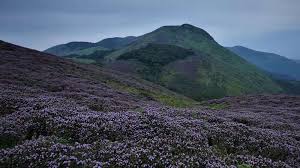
153;24;214;41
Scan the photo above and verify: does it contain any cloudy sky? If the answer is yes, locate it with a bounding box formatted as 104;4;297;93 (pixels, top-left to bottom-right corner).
1;0;300;59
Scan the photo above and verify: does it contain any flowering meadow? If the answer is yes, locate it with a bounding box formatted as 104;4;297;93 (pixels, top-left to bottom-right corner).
0;41;300;167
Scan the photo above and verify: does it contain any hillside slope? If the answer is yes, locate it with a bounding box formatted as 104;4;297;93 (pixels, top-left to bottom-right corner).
0;40;194;109
228;46;300;80
105;24;282;100
1;41;300;167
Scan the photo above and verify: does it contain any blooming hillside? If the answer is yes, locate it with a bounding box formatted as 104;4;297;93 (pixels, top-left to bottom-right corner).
0;41;299;167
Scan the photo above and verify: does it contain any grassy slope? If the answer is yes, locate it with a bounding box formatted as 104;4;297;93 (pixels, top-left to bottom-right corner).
105;24;282;100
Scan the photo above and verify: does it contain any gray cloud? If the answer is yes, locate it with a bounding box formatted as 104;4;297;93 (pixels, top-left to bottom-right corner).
1;0;299;59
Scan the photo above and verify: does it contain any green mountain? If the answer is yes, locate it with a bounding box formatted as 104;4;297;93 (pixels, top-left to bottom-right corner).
104;24;282;100
45;24;282;100
228;46;300;80
44;36;137;56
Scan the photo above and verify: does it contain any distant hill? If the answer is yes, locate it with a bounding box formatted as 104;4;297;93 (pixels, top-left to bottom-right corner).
44;42;98;56
44;36;137;56
228;46;300;81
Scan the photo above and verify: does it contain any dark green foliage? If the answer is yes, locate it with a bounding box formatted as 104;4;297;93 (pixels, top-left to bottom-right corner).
118;43;194;82
118;43;194;66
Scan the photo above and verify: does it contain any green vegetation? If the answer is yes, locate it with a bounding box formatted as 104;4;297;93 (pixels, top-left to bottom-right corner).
106;80;196;107
206;103;228;110
153;93;196;107
103;24;282;100
45;24;283;101
118;43;194;66
118;43;194;82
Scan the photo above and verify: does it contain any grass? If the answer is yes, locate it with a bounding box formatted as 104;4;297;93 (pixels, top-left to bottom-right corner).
106;80;196;108
153;93;195;108
203;103;228;110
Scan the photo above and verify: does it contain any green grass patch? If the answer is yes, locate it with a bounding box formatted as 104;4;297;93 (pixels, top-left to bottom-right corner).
106;80;195;108
206;103;228;110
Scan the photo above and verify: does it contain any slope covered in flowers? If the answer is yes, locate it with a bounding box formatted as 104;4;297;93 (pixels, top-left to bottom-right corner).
0;41;300;167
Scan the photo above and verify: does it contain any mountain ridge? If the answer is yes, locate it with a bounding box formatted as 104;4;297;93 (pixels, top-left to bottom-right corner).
44;36;137;56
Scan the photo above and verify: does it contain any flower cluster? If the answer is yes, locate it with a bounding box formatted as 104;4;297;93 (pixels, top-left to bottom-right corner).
1;89;299;167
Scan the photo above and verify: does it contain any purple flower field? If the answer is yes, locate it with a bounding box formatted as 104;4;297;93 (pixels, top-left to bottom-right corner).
0;41;300;167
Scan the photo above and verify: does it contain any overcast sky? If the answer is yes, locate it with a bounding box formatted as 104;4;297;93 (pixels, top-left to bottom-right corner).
1;0;300;59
